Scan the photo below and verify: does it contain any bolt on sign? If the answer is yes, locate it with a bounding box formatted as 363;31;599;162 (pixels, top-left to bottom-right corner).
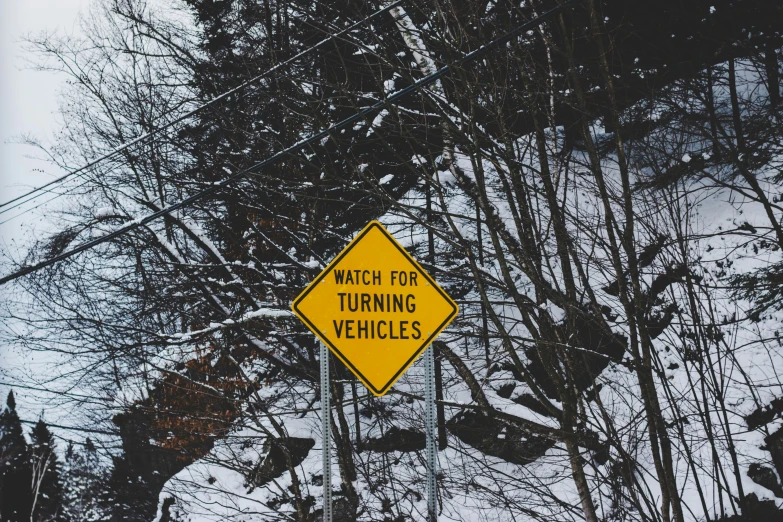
292;221;458;396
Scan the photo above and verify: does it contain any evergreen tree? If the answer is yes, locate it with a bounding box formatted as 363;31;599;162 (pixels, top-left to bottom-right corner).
61;442;80;521
29;419;65;522
0;391;33;522
100;454;158;522
62;439;105;522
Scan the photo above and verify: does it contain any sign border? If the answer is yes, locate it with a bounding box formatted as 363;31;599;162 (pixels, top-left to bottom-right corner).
291;221;458;396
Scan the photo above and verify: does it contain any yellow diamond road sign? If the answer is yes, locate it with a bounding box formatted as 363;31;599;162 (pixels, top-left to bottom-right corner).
292;221;458;396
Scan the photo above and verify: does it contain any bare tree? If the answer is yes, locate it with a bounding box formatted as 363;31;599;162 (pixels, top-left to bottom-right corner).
3;0;783;521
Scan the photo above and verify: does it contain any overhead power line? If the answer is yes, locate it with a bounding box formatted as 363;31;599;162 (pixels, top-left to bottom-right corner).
0;191;75;227
0;381;114;402
0;0;408;216
0;0;580;287
19;418;119;436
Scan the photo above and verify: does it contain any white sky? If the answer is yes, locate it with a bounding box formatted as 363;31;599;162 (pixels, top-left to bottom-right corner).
0;0;87;425
0;0;86;245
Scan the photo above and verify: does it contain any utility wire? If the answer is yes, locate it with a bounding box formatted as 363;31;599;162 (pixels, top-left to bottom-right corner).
0;0;580;287
0;0;408;215
0;190;80;227
19;418;119;436
0;381;114;402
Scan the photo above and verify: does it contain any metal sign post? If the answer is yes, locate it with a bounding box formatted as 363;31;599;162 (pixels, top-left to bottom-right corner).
424;345;438;522
320;341;332;522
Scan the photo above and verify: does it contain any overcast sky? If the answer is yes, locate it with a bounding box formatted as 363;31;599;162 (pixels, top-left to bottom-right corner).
0;0;87;423
0;0;87;244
